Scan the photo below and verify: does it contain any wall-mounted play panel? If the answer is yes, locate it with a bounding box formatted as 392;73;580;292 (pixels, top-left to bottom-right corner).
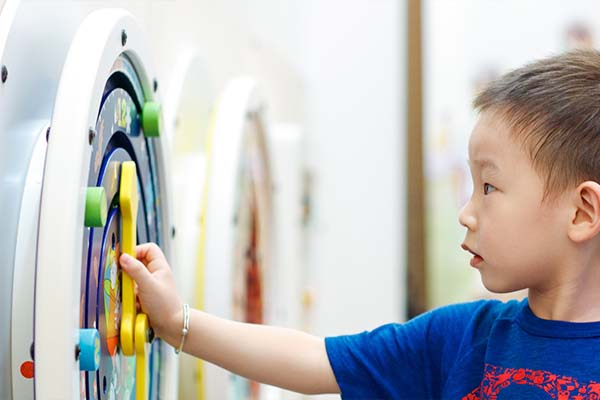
34;9;176;399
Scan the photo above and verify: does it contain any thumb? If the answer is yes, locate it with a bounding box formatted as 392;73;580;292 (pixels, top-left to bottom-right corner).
120;253;153;287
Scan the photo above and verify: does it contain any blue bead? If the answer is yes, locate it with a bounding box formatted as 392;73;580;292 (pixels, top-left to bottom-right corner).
79;329;101;371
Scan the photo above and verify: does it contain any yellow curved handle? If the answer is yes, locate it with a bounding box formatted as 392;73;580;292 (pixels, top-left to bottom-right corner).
135;313;150;400
120;161;139;357
119;161;154;400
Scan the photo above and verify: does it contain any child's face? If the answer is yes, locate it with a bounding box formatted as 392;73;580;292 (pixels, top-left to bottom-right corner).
459;111;571;293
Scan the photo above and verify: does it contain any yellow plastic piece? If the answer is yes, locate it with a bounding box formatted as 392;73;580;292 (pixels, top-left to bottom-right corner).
135;313;150;400
194;106;219;400
119;160;139;356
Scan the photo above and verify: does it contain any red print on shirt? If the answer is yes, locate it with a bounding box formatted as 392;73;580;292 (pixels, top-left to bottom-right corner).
463;364;600;400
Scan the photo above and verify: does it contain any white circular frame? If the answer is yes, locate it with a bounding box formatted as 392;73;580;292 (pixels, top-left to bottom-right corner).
202;77;275;400
34;9;175;399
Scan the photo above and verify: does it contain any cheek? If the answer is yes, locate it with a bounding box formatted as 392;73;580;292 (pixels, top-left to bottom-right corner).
478;205;536;250
480;207;561;264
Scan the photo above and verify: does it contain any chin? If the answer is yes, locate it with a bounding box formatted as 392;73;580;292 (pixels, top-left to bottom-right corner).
480;275;524;294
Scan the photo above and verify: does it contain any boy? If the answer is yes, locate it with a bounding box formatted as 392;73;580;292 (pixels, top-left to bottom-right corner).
120;50;600;399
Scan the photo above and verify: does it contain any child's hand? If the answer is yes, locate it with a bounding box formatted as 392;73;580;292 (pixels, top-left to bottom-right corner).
119;243;183;347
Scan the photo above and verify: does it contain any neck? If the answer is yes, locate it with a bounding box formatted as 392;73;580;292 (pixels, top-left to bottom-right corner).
528;256;600;322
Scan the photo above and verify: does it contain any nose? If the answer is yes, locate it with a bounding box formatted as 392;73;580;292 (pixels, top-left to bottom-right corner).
458;199;477;231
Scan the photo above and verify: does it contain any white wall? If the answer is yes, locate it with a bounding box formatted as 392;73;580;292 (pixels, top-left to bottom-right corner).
147;0;408;335
302;1;406;336
146;0;408;335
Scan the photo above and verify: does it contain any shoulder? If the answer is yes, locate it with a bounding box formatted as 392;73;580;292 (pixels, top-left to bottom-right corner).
326;299;522;357
426;298;522;328
420;299;522;343
323;300;524;398
385;299;522;336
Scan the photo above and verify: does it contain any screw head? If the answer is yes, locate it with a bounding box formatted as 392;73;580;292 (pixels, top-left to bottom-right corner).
88;129;96;145
1;65;7;83
153;79;158;93
121;29;128;46
171;226;176;238
147;327;155;343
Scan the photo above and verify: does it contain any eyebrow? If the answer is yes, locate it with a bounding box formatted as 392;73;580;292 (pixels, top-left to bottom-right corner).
467;158;499;172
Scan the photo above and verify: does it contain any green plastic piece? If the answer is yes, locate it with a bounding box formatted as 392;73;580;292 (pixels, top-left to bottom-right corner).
142;101;161;137
85;187;107;227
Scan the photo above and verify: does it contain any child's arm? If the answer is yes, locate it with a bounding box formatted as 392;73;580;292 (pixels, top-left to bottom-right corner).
120;243;340;395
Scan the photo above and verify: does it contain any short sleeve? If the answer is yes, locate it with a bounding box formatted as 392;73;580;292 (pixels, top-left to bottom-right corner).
324;300;496;399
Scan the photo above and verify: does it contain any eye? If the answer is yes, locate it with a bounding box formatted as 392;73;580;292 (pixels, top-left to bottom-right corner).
483;183;496;195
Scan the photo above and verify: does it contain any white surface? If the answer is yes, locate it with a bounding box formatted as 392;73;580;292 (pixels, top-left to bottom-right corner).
34;9;176;399
171;154;205;310
162;48;216;154
202;77;275;399
162;49;214;400
0;1;85;397
268;123;304;331
267;123;304;400
203;77;259;399
303;0;406;338
10;123;47;400
143;0;407;340
171;153;205;400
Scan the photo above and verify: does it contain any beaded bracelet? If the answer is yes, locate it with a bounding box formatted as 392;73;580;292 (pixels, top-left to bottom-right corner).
175;303;190;354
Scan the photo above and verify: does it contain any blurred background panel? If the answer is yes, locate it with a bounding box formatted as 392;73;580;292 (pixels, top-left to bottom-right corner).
423;0;600;308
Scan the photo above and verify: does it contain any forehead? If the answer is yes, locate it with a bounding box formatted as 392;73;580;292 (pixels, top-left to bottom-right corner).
468;112;521;163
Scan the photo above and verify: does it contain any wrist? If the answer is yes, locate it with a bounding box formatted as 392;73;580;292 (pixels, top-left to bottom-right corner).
154;302;185;348
174;303;190;354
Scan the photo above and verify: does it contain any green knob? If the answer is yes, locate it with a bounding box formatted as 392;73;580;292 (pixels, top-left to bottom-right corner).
85;187;107;227
142;101;161;137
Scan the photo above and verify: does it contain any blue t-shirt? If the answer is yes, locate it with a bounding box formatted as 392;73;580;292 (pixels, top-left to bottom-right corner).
325;299;600;399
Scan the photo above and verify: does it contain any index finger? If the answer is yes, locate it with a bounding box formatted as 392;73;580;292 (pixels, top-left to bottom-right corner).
135;242;167;271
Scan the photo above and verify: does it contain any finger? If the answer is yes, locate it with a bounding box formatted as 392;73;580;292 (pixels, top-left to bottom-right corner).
135;243;167;271
120;253;153;287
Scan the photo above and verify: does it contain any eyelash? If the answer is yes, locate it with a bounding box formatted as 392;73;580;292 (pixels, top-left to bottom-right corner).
483;183;496;195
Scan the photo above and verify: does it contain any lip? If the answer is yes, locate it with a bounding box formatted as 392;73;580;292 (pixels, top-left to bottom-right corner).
469;255;483;268
461;243;483;268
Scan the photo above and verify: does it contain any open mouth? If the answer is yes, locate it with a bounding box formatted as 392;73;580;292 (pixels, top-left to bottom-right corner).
461;243;483;267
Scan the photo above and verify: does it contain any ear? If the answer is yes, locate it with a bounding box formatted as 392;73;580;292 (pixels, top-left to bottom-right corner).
568;181;600;243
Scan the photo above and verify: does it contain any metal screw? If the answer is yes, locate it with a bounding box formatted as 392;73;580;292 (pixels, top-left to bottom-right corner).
1;65;7;84
88;129;96;145
153;78;158;93
121;29;128;46
75;344;81;361
46;127;51;143
147;327;155;343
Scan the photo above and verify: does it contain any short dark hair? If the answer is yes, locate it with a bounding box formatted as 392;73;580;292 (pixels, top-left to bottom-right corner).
474;50;600;198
